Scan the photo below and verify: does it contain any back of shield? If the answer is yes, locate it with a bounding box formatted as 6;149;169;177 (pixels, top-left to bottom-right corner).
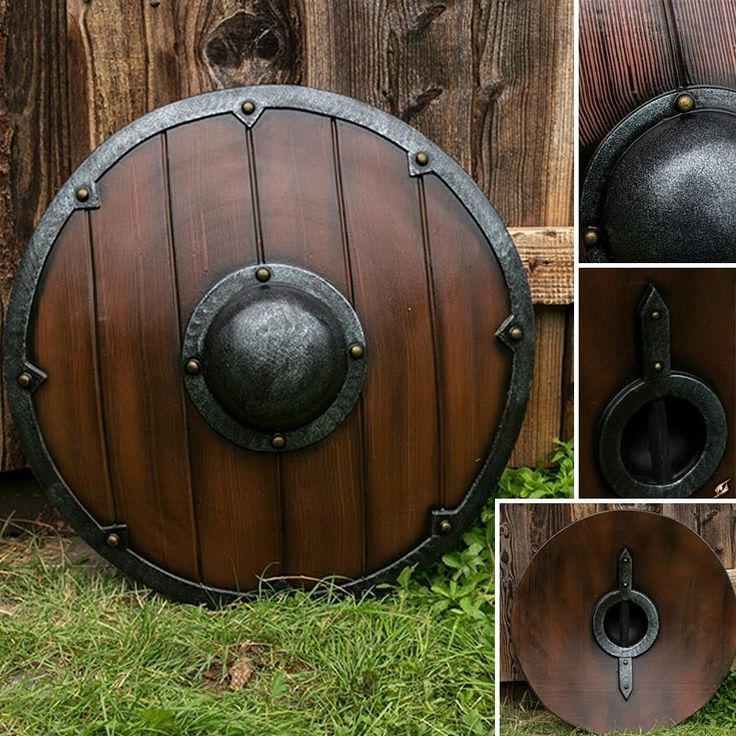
512;510;736;734
3;86;533;602
579;268;733;499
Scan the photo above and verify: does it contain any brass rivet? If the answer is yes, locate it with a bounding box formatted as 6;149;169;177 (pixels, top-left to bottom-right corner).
106;533;120;548
650;310;661;321
415;151;429;166
440;520;452;534
18;372;32;388
583;228;599;247
75;187;90;202
242;100;256;115
676;93;695;113
255;267;271;282
185;358;201;375
510;326;524;341
653;362;663;372
271;434;286;449
623;660;629;665
349;343;364;359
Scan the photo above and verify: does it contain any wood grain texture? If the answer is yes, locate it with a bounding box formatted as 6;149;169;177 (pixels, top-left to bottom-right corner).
166;114;282;590
579;0;680;166
580;0;736;168
511;508;736;733
0;0;69;471
510;227;573;305
337;120;440;570
511;306;567;467
579;268;735;499
501;503;736;684
251;109;364;579
32;211;115;525
422;174;512;508
91;135;199;581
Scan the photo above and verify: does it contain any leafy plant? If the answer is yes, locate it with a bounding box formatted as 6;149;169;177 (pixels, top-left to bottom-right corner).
496;439;573;499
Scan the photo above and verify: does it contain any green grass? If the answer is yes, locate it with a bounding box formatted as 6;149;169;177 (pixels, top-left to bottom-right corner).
501;678;736;736
0;443;574;735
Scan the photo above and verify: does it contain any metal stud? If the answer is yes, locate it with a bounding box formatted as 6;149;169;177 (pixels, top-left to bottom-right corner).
255;267;271;282
583;228;599;247
440;520;452;534
653;362;663;372
185;358;201;375
242;100;256;115
349;343;365;359
75;187;90;202
271;434;286;449
415;151;429;166
676;93;695;113
650;310;661;321
106;533;120;548
17;372;32;388
510;326;524;341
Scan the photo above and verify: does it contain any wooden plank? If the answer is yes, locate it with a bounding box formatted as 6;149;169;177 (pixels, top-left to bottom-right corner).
173;0;303;97
422;175;512;507
579;0;680;164
32;211;115;525
337;120;440;571
511;306;567;466
671;1;736;90
0;0;69;472
91;134;199;581
166;113;282;591
250;109;364;579
510;227;573;306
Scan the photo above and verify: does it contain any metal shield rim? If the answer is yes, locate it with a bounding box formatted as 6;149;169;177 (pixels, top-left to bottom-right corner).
3;84;534;603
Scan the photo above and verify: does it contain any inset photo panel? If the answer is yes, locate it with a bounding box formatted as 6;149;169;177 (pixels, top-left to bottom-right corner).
579;268;734;500
497;501;736;734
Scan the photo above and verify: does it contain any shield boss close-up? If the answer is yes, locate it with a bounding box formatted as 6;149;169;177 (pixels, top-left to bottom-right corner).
4;86;533;602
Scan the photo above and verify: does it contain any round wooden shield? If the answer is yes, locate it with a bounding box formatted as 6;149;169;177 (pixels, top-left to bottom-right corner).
512;510;736;733
4;86;533;602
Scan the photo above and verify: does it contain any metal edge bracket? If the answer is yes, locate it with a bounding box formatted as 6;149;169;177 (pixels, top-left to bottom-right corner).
16;362;47;395
71;180;100;210
496;314;527;350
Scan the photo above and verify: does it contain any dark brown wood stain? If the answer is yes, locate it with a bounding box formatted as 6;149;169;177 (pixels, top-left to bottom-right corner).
511;509;736;733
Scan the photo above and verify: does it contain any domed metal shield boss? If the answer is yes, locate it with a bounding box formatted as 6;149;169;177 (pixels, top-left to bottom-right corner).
3;85;533;602
512;511;736;733
581;87;736;262
183;263;366;451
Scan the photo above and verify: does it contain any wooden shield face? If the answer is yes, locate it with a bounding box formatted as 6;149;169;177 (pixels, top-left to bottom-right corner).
512;510;736;734
4;87;533;602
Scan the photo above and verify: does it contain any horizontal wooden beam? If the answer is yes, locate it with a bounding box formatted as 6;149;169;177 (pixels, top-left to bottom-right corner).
510;226;573;306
